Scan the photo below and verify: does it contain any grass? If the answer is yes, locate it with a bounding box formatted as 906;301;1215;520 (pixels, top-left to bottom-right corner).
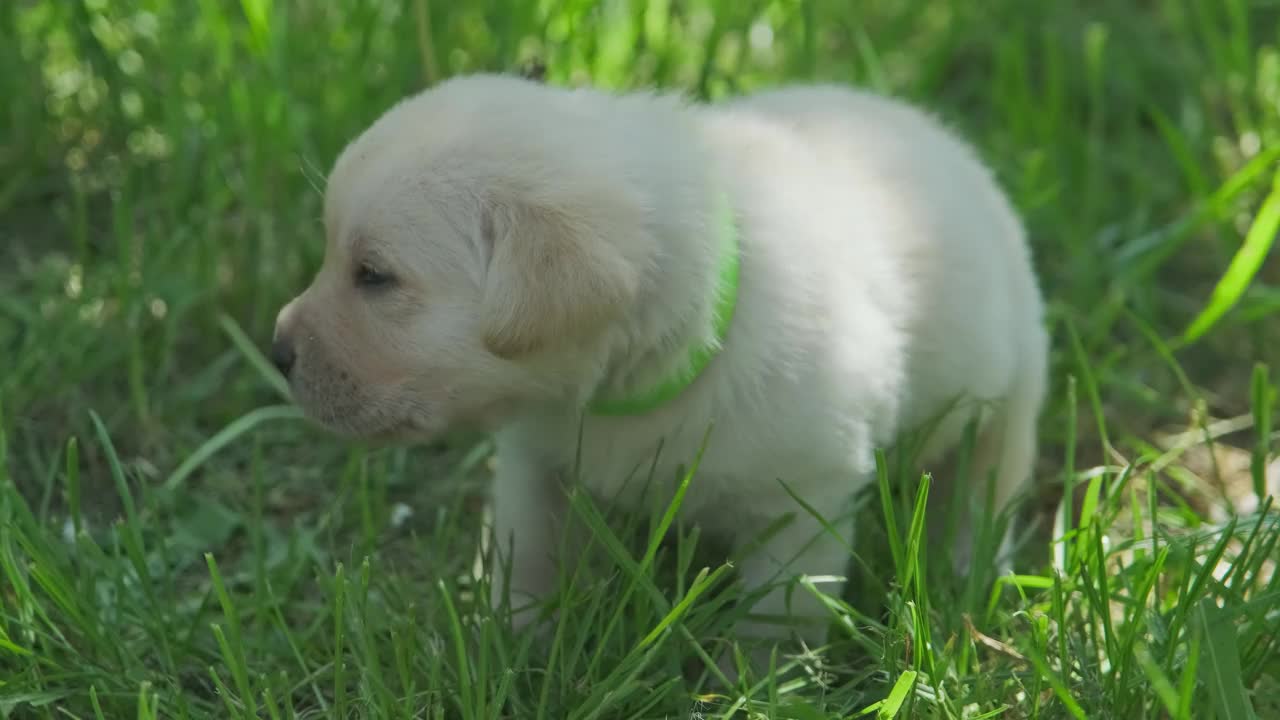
1;0;1279;717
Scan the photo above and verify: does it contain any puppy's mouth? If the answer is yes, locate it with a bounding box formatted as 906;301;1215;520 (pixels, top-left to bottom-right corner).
285;382;431;445
362;418;439;446
308;411;441;448
309;403;436;443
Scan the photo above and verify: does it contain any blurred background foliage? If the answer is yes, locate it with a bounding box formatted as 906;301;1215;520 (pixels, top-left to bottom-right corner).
3;2;1277;467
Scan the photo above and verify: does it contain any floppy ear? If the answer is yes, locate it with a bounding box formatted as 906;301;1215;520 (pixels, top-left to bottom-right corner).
480;197;640;358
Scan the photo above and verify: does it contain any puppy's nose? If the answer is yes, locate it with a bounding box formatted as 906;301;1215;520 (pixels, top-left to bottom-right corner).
270;335;296;378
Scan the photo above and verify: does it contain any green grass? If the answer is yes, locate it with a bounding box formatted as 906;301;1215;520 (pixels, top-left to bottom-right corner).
2;0;1279;717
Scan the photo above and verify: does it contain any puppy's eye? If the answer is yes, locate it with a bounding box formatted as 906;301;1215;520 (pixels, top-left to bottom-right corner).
354;262;395;290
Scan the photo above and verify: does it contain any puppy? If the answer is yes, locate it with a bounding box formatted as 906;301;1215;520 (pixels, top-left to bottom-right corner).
271;74;1049;661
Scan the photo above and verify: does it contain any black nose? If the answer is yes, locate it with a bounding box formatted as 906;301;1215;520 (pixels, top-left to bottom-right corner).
270;336;296;377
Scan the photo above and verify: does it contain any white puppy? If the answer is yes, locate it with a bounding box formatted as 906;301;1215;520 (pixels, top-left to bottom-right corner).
272;74;1049;658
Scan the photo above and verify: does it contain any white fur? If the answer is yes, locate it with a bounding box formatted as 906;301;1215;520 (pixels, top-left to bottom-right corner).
274;74;1049;658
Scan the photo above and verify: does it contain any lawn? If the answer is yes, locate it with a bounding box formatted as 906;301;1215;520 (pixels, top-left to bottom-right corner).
2;0;1279;717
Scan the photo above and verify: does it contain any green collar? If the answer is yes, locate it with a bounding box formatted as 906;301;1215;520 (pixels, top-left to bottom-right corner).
588;195;740;417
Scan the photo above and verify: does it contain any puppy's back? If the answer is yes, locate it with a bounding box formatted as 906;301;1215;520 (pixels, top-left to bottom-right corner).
714;84;1046;446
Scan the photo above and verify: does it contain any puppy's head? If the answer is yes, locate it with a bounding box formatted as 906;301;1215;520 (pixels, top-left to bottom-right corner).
271;75;654;442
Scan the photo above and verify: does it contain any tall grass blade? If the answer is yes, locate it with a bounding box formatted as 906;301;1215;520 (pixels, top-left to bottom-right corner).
1184;167;1280;343
1195;598;1258;720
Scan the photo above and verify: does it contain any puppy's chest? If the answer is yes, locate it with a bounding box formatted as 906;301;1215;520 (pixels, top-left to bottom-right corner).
570;452;797;525
519;412;870;522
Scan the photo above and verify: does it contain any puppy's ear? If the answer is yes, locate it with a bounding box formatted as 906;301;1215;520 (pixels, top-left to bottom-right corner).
480;198;639;358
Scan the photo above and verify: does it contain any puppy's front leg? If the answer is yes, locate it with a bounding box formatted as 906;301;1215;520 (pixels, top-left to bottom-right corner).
729;508;848;653
486;454;567;629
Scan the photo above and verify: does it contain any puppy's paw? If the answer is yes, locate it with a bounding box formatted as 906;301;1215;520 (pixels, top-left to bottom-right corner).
483;558;561;639
950;535;976;577
712;640;837;692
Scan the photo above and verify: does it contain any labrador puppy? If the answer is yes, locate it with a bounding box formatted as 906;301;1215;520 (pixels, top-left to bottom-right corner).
271;73;1049;661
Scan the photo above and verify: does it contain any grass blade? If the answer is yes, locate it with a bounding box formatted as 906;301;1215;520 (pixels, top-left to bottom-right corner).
218;312;293;401
1195;597;1258;720
1251;363;1274;500
1184;166;1280;342
164;404;304;493
877;670;918;719
1023;644;1088;720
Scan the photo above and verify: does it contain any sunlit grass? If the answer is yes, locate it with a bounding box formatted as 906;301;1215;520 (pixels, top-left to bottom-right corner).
1;0;1278;717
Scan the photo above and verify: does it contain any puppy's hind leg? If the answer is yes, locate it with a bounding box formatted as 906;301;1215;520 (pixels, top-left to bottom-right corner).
721;500;852;679
956;355;1047;576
